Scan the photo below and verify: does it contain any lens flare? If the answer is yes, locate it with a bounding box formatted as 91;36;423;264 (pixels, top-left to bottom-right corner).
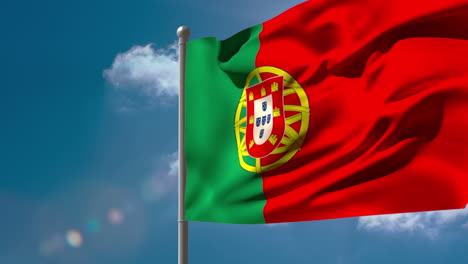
141;175;174;203
108;208;124;225
66;230;83;248
38;234;65;256
86;219;100;233
123;200;136;213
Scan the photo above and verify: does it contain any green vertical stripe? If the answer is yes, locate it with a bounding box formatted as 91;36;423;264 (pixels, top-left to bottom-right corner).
185;24;266;224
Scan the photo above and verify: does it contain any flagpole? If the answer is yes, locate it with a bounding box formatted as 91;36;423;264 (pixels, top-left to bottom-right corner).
177;25;190;264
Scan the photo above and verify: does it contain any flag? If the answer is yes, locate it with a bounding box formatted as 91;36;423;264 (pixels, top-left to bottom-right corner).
184;0;468;224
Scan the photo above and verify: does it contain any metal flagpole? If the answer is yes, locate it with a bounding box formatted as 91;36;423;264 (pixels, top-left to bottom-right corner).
177;25;190;264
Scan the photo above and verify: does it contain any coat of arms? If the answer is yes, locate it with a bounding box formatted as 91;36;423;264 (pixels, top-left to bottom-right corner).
245;76;285;158
234;66;310;173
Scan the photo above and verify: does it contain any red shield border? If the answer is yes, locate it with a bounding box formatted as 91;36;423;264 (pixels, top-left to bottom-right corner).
245;76;285;158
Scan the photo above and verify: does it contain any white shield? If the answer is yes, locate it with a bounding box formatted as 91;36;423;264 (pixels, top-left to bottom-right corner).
253;94;273;145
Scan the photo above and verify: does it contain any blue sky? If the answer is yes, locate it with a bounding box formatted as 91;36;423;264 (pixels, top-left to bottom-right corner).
1;0;468;263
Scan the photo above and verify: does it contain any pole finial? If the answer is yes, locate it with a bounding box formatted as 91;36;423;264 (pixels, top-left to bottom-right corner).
177;26;191;44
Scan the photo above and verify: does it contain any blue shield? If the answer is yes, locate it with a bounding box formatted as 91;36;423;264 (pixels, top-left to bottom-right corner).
262;101;267;111
256;117;261;127
259;129;264;139
262;116;266;125
267;114;271;124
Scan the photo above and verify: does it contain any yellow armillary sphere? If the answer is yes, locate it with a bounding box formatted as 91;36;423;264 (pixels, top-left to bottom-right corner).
234;66;310;173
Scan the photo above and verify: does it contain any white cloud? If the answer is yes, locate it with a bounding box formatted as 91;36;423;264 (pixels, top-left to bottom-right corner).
264;223;289;228
102;1;306;104
140;152;178;203
103;43;179;100
462;222;468;229
167;152;179;177
357;206;468;239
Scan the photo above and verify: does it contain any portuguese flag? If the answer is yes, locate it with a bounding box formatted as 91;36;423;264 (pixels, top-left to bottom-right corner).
185;0;468;224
